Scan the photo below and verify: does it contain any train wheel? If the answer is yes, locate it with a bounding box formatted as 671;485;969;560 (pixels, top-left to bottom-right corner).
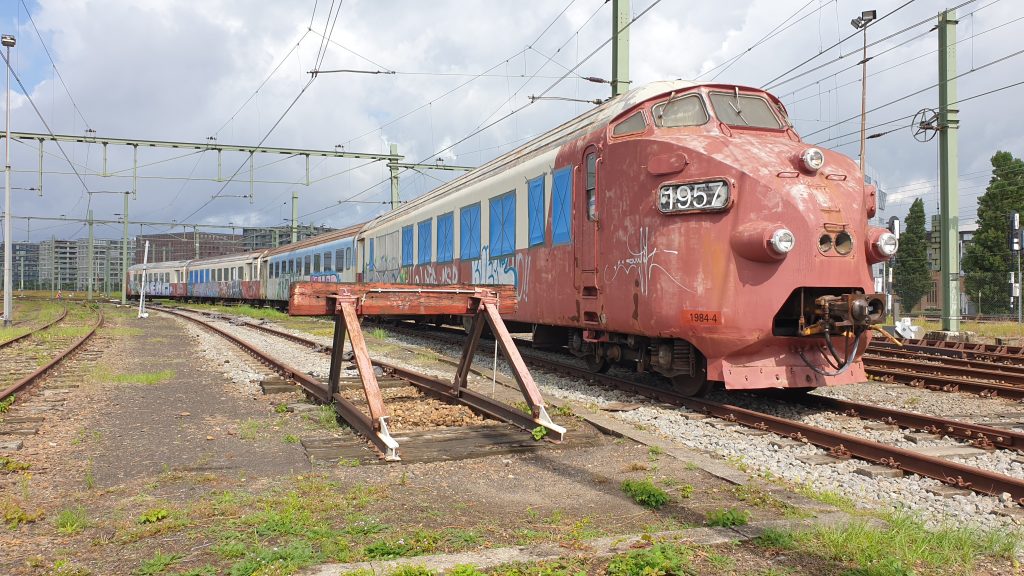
584;352;610;373
670;354;710;397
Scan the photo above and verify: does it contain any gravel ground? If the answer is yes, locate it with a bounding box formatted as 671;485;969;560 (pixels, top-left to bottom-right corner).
187;312;1024;532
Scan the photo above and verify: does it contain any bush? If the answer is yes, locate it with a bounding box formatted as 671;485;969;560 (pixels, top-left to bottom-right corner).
705;508;749;527
621;479;669;509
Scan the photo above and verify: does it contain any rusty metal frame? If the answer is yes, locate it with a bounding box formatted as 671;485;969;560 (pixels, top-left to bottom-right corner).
308;283;564;461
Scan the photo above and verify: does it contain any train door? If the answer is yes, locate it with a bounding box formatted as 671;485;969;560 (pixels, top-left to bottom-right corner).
575;145;602;324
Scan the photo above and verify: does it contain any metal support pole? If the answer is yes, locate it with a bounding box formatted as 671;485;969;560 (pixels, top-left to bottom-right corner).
193;225;199;258
121;192;128;305
388;143;400;210
1018;251;1022;324
859;25;868;172
50;234;54;298
36;139;42;196
938;9;960;332
611;0;630;97
291;192;298;243
249;154;254;204
87;209;94;301
3;38;13;326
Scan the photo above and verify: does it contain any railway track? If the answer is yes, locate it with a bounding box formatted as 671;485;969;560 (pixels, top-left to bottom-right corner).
163;305;1024;504
863;340;1024;400
150;305;578;462
0;303;103;405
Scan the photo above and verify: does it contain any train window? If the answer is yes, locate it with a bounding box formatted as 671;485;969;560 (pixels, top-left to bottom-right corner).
585;153;598;222
215;269;221;282
324;252;332;272
346;247;352;270
335;249;344;271
489;191;516;257
437;212;454;262
304;255;311;275
313;253;321;272
460;203;481;260
527;176;545;247
238;266;243;280
551;166;572;245
612;110;647;136
288;260;294;275
368;239;374;271
708;91;782;129
401;226;414;267
418;219;432;265
652;94;709;127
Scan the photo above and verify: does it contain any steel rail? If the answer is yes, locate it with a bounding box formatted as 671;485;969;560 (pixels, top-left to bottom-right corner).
864;354;1024;386
869;339;1024;366
0;307;103;403
0;303;67;350
788;394;1024;451
204;310;1024;502
517;352;1024;503
865;362;1024;400
865;347;1024;377
154;306;562;458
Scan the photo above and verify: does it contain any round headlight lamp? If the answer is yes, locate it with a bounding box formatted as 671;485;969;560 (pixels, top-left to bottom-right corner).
769;228;795;255
801;147;825;172
876;231;899;257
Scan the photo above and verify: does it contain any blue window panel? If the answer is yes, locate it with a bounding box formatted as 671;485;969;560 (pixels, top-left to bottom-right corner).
460;203;481;260
437;212;454;262
401;225;414;267
528;176;545;246
489;192;516;257
417;219;432;265
368;238;375;271
552;166;572;245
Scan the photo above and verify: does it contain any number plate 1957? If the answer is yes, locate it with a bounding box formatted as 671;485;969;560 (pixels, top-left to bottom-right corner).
682;310;723;325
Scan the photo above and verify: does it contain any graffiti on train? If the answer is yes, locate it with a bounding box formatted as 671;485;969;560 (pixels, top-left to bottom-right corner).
471;246;531;302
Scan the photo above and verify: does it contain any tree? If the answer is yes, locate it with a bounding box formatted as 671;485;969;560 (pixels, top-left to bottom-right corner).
963;151;1024;314
893;198;930;311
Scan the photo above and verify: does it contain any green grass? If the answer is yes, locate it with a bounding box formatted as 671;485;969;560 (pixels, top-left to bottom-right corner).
0;393;14;413
283;434;300;444
606;542;693;576
705;508;750;527
239;419;261;441
803;512;1020;575
138;508;170;524
135;551;181;575
0;455;30;472
54;506;89;535
621;479;669;509
316;405;340;429
113;370;175;385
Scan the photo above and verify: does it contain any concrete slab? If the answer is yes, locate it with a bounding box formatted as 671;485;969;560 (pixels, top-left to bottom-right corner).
679;412;709;420
926;485;972;498
286;403;319;414
259;378;295;394
0;427;38;436
797;454;842;466
599;402;642;412
904;432;941;443
862;421;899;431
1;415;45;424
854;465;904;479
0;439;23;451
770;438;804;449
914;445;987;458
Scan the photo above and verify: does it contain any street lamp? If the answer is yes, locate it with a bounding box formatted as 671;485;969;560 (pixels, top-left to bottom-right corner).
851;10;876;174
3;33;15;326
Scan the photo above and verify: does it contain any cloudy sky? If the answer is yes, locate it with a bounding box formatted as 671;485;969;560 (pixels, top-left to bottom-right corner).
0;0;1020;242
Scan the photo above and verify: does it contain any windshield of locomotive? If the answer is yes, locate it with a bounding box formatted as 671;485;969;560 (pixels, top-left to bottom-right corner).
651;94;709;127
709;91;783;129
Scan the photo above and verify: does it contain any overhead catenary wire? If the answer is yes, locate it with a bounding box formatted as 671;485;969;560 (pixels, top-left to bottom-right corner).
19;0;91;131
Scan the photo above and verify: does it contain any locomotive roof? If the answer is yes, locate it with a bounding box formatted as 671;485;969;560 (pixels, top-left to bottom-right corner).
263;222;363;257
127;258;188;270
364;79;707;226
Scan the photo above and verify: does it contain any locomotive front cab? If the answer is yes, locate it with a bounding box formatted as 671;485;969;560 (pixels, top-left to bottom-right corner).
592;82;899;392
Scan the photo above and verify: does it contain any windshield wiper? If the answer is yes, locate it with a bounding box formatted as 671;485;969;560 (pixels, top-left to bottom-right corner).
728;100;750;126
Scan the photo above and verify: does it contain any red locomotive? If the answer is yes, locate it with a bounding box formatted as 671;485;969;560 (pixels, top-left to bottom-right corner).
358;80;895;394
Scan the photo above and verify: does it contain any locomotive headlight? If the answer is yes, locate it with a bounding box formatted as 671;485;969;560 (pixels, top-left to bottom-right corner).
875;231;899;257
769;228;795;255
801;147;825;172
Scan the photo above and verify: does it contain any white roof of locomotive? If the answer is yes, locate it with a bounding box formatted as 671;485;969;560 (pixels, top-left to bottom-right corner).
365;79;702;227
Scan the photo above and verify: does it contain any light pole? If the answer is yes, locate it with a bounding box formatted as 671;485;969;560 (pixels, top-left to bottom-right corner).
850;10;876;173
2;33;15;326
